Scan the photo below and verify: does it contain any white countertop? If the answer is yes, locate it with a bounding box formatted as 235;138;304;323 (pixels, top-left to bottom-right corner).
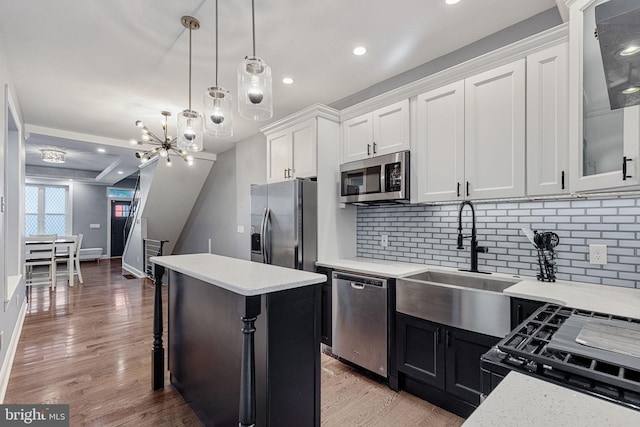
316;257;430;278
463;371;640;427
505;279;640;319
151;253;326;296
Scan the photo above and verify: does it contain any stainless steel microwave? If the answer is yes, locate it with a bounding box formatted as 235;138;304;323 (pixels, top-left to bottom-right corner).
340;151;410;204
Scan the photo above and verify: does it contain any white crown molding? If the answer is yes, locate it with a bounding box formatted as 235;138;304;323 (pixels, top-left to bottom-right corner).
555;0;570;22
260;104;340;135
340;23;569;121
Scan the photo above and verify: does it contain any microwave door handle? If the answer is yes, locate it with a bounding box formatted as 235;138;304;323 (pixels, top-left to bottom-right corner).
380;164;386;193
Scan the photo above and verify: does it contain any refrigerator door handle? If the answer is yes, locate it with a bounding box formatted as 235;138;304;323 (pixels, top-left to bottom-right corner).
263;208;271;264
259;208;268;263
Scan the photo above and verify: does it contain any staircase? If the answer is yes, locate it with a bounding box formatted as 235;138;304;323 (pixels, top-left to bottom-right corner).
122;156;214;277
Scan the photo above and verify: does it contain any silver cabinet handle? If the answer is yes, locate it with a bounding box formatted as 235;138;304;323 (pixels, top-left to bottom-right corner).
350;282;365;289
373;142;377;154
367;144;371;156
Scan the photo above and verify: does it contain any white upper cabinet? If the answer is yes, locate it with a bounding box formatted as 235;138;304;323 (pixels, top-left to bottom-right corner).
415;60;525;202
342;114;373;162
465;59;526;200
263;105;339;184
342;99;410;163
416;81;465;203
266;119;317;183
569;0;640;192
526;42;570;196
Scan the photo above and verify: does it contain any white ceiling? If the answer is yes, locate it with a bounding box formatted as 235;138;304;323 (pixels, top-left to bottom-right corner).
1;0;557;182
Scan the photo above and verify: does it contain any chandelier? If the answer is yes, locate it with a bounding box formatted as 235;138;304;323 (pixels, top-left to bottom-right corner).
41;148;66;163
130;111;194;167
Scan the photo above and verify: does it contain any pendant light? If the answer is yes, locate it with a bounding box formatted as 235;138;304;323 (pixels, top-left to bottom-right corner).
204;0;233;137
238;0;272;121
177;16;204;152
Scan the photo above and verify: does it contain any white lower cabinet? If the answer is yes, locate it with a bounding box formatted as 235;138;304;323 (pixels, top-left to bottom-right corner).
416;59;526;202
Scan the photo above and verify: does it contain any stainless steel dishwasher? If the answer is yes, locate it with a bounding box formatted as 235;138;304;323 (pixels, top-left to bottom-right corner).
332;271;388;377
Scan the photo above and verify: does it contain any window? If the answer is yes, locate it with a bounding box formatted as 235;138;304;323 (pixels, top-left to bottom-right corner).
25;184;70;236
114;204;130;218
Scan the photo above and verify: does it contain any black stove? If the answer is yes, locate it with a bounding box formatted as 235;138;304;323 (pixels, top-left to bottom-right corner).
481;304;640;411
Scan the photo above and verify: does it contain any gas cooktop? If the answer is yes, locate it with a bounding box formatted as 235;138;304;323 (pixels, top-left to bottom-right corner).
482;304;640;411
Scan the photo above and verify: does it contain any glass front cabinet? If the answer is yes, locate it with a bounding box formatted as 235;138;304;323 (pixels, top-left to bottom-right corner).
568;0;640;192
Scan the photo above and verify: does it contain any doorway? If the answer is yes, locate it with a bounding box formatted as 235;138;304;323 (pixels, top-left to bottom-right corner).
110;200;130;257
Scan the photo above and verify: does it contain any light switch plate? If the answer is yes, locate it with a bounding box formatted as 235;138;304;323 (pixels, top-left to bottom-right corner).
589;244;607;265
89;223;100;229
237;225;245;233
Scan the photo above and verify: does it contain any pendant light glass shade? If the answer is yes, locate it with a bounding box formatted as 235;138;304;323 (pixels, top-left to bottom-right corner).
238;57;272;120
177;109;204;151
204;87;233;137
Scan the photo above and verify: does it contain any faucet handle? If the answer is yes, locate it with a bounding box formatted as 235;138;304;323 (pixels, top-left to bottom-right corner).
476;246;489;254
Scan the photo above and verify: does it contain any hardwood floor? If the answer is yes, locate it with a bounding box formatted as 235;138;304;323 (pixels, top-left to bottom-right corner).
6;259;464;427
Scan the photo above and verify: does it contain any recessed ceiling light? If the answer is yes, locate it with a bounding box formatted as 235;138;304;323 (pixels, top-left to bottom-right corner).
117;171;124;175
353;46;367;56
446;0;461;4
619;45;640;57
97;148;106;153
621;86;640;95
282;77;294;85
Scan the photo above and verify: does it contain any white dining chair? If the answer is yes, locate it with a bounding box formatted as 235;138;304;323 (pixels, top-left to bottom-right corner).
55;233;84;285
25;240;57;295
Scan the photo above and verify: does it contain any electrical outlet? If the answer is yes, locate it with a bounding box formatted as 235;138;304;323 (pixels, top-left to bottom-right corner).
589;244;607;265
237;225;245;233
381;235;389;247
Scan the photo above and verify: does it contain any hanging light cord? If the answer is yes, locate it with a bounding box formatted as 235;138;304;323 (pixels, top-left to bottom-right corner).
215;0;219;86
251;0;256;58
188;24;193;111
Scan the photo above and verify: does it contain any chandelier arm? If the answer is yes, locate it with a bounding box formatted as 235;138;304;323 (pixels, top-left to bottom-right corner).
144;130;164;144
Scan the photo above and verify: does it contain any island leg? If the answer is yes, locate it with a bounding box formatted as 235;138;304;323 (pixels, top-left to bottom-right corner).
152;263;166;390
238;295;261;427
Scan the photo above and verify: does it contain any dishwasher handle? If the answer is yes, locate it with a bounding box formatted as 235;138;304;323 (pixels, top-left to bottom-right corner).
332;271;388;288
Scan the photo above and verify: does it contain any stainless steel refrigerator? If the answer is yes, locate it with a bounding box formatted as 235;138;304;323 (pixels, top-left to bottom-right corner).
250;180;317;272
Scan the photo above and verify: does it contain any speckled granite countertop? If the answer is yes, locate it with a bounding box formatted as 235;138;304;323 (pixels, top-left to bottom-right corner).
463;371;640;427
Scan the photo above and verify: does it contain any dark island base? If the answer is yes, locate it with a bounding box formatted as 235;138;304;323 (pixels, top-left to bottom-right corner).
168;270;321;427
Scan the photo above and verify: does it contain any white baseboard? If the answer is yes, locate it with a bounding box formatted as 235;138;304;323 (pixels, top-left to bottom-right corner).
121;262;146;279
0;297;27;403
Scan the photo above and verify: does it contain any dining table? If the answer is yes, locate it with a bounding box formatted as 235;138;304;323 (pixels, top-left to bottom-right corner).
25;238;76;287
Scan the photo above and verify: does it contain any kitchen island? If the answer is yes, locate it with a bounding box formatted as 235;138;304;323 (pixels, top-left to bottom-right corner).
151;253;326;427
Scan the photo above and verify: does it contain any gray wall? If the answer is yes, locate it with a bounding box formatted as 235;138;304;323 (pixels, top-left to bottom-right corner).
331;7;562;110
72;184;108;250
175;134;266;258
357;197;640;289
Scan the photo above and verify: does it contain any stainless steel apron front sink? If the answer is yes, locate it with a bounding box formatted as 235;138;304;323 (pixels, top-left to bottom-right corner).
396;271;519;338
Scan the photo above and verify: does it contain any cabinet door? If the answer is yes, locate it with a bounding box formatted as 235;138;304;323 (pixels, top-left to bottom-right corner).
291;119;317;179
372;99;410;157
266;131;291;183
396;313;445;390
416;81;465;203
342;113;373;162
569;0;640;192
465;59;525;200
444;328;498;405
527;43;570;196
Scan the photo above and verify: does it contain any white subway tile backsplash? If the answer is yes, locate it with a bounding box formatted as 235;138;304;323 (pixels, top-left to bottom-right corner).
357;197;640;289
